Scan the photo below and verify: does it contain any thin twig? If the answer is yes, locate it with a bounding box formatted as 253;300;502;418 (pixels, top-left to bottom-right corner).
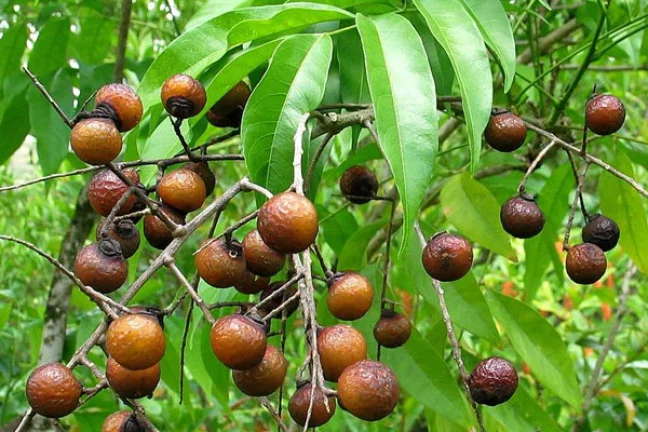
518;140;557;194
241;177;274;199
172;118;198;161
563;162;591;251
246;274;303;315
22;67;72;128
377;198;396;361
304;133;334;194
179;298;194;405
166;260;216;325
566;150;589;218
310;244;334;279
260;397;289;432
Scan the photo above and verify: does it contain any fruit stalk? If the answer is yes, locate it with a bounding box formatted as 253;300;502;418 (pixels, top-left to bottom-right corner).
563;162;591;252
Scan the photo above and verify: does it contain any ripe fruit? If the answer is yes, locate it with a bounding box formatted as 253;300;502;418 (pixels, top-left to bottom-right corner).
161;74;207;118
206;81;251;128
88;169;140;217
289;383;336;427
106;313;166;370
586;94;625;136
143;206;186;250
566;243;607;285
373;310;412;348
500;195;545;239
327;272;374;321
235;270;270;295
484;111;527;152
195;238;246;288
469;356;518;406
26;363;82;418
210;314;267;370
259;281;299;318
257;192;318;254
184;161;216;196
95;83;143;132
242;229;285;277
102;411;140;432
106;357;160;399
157;169;206;213
317;324;367;382
422;232;473;282
70;119;122;165
74;239;128;294
97;218;141;259
582;214;620;252
337;360;399;421
339;166;379;204
232;345;287;396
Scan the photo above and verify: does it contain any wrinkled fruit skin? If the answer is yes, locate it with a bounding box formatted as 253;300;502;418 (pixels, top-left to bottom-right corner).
318;324;367;382
242;229;285;277
484;111;527;152
586;94;626;136
500;195;545;239
210;314;267;370
232;345;287;396
566;243;607;285
106;313;166;370
235;270;270;295
195;239;246;288
289;383;336;427
422;233;473;282
339;166;379;204
582;214;620;252
184;161;216;196
26;363;82;418
70;119;122;165
161;74;207;119
327;272;374;321
101;411;131;432
469;356;518;406
97;218;141;259
143;206;186;250
157;169;207;213
373;311;412;348
337;360;399;421
106;357;160;399
206;81;251;128
74;240;128;294
96;83;143;132
88;169;140;217
257;192;318;254
259;281;299;318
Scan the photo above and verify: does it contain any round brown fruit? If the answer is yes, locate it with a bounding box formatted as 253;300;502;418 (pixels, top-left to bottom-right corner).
95;83;143;132
257;192;318;254
232;345;287;396
373;310;412;348
26;363;82;418
106;357;160;399
97;218;140;259
500;195;545;239
317;324;367;382
242;229;285;277
70;118;122;165
106;313;166;370
184;161;216;196
289;383;336;427
206;81;251;128
259;281;299;318
157;168;206;213
339;166;379;204
161;74;207;119
337;360;399;421
327;272;374;321
143;206;186;250
422;232;473;282
210;314;267;370
195;238;246;288
469;356;518;406
102;411;131;432
88;169;140;217
582;214;620;252
586;94;625;136
484;111;527;152
566;243;607;285
235;270;270;295
74;239;128;294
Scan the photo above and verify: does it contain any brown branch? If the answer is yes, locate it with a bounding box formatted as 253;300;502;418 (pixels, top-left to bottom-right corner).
166;259;216;325
114;0;133;83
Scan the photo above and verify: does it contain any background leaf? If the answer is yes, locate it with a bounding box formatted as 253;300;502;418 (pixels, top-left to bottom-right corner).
28;18;70;77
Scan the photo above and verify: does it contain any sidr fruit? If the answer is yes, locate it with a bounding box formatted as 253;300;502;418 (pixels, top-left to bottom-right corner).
157;168;207;213
318;324;367;382
184;161;216;196
327;272;374;321
232;345;287;396
206;81;251;128
289;383;336;427
102;411;140;432
339;166;379;204
106;357;160;399
257;192;318;254
337;360;400;421
242;229;285;277
373;310;412;348
235;270;270;295
500;195;545;239
566;243;607;285
586;94;626;136
195;238;246;288
106;312;166;370
582;214;620;252
469;356;518;406
97;218;141;259
70;118;122;165
210;314;267;370
422;232;473;282
143;206;186;250
484;111;527;152
259;281;299;318
74;239;128;294
26;363;82;418
88;169;140;217
161;74;207;119
95;83;143;132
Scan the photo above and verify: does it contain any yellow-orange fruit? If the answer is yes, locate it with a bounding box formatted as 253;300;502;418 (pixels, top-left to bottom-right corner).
195;238;246;288
161;74;207;118
70;118;122;165
95;83;143;132
327;272;374;321
106;357;161;399
210;314;267;370
242;229;285;277
337;360;399;421
289;383;336;427
26;363;82;418
232;345;287;396
157;169;206;213
317;325;367;382
257;192;318;254
106;313;166;370
184;161;216;196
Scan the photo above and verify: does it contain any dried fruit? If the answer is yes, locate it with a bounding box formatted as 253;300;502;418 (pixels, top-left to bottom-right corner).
235;270;270;295
106;357;160;399
288;383;336;427
232;345;287;396
88;169;140;217
582;214;620;252
327;272;374;321
106;313;166;370
206;81;251;128
70;118;122;165
242;229;285;277
195;238;246;288
373;310;412;348
317;324;367;382
469;356;518;406
101;411;141;432
74;239;128;294
143;206;186;250
26;363;82;418
96;218;141;259
95;83;143;132
259;281;299;318
157;168;207;213
500;195;545;239
339;166;379;204
566;243;607;285
586;94;625;136
484;111;527;152
184;161;216;196
257;192;318;254
337;360;399;421
422;232;473;282
210;314;267;370
161;74;207;119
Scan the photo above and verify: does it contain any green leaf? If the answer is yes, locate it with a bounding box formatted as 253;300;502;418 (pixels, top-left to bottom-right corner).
486;290;582;409
186;0;253;29
338;217;388;270
413;0;492;171
242;34;333;193
444;274;499;344
28;18;70;77
337;30;371;105
0;22;28;92
440;173;516;260
0;90;30;163
599;150;648;273
73;9;116;65
356;13;438;254
488;386;562;432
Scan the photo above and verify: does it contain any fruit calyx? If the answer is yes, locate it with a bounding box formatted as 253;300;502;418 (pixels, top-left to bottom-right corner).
98;238;124;258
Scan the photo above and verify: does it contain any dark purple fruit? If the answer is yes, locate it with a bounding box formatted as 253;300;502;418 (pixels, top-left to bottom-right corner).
339;166;379;204
566;243;607;285
582;214;620;252
586;94;625;136
422;232;473;282
484;111;527;152
469;356;518;406
500;195;545;239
